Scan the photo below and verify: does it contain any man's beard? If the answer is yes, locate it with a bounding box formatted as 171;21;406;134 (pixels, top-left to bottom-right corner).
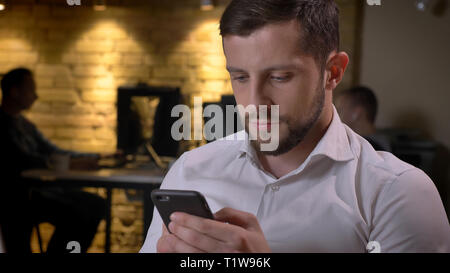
246;83;325;156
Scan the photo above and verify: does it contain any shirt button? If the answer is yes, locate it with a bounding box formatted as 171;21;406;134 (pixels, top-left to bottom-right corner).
271;185;280;192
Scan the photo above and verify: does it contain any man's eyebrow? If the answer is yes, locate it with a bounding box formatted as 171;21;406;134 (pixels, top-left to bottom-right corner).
262;64;300;72
226;64;301;73
226;67;246;73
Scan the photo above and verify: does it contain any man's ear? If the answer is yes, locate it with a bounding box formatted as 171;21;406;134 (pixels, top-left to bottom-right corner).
325;52;349;91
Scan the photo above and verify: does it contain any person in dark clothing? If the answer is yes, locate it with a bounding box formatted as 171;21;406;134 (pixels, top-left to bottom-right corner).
335;86;392;152
0;68;106;253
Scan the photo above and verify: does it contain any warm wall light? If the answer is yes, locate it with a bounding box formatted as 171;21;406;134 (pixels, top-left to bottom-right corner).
94;0;106;11
200;0;214;11
0;0;6;11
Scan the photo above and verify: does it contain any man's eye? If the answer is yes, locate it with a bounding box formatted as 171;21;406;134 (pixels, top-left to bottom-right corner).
271;75;291;82
232;76;248;82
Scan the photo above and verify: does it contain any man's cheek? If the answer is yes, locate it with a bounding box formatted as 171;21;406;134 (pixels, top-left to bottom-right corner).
278;122;290;139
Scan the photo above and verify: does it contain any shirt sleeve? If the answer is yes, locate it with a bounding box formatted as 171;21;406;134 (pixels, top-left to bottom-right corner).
0;126;47;176
139;153;187;253
369;168;450;253
31;121;99;158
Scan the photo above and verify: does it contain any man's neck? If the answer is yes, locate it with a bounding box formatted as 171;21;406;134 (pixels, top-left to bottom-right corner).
257;106;334;179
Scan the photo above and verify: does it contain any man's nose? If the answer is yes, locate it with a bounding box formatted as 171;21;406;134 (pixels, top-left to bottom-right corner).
248;80;271;107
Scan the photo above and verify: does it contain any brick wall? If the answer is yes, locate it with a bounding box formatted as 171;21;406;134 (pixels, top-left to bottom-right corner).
0;0;361;253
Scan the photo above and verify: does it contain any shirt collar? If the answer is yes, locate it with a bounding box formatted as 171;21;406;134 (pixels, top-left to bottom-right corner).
237;105;355;163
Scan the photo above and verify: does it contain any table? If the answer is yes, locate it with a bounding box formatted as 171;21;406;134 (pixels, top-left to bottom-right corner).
21;167;166;253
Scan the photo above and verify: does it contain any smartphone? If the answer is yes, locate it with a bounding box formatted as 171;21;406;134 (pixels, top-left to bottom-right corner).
151;189;214;233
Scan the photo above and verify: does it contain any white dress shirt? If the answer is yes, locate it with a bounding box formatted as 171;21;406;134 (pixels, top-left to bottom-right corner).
140;106;450;253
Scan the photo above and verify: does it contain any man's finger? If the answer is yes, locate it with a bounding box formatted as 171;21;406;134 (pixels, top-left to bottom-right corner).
158;224;206;253
214;207;261;231
168;235;206;253
162;223;170;235
169;221;230;252
157;234;205;253
170;212;243;243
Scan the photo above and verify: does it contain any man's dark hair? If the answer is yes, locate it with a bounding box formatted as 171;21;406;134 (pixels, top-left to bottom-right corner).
1;67;33;98
219;0;340;69
340;86;378;124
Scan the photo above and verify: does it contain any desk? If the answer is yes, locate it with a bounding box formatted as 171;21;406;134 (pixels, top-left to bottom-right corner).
21;167;165;253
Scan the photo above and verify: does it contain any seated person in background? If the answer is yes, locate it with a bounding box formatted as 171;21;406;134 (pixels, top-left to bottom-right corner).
335;86;392;152
140;0;450;253
0;68;106;253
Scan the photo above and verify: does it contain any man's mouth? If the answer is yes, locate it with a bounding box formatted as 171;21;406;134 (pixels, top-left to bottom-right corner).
249;120;279;130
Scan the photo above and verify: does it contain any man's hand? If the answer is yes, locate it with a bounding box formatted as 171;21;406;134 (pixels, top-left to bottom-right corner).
156;207;271;253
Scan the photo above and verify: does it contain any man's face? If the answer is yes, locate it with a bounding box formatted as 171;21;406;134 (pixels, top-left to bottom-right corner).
13;74;38;110
223;20;326;155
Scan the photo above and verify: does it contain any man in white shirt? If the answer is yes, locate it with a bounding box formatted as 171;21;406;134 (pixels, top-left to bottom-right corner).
140;0;450;253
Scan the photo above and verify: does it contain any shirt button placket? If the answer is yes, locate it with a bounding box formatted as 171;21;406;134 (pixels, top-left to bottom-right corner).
271;185;280;192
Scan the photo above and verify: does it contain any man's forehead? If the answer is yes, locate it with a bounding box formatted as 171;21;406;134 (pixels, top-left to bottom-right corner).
222;21;307;62
223;41;313;72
